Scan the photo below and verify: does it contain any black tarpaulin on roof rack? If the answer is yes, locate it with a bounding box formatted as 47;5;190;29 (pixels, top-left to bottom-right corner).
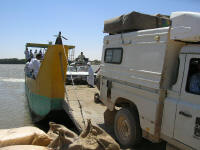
103;11;171;34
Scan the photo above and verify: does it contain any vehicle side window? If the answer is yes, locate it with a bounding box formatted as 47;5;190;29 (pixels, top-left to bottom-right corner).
186;58;200;95
104;48;123;64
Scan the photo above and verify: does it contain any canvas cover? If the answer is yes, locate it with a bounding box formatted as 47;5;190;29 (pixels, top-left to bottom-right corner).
104;11;170;34
0;122;120;150
48;120;120;150
0;145;49;150
0;127;52;148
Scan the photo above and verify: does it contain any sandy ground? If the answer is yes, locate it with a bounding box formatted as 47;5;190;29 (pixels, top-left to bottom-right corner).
65;85;165;150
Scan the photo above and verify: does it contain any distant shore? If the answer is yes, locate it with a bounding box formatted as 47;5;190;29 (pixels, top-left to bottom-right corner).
0;58;25;64
0;58;101;65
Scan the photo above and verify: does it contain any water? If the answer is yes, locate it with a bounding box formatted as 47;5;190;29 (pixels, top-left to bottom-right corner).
0;64;33;129
0;64;99;130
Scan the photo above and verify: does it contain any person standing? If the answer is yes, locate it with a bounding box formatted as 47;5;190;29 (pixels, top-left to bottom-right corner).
39;49;42;55
39;49;43;59
78;52;85;63
24;48;30;60
30;50;33;59
34;49;38;58
95;66;101;90
24;58;31;77
87;62;94;88
29;54;42;79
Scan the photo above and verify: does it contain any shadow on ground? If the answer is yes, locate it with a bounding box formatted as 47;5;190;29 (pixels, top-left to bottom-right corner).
34;110;79;134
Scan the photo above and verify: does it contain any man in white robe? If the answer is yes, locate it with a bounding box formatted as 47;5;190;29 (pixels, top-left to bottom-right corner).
87;62;94;88
24;48;30;60
29;54;41;79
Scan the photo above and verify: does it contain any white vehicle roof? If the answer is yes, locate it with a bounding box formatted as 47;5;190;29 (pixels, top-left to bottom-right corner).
170;11;200;42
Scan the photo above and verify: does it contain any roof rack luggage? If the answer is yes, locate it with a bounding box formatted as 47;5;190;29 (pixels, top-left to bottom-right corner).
104;11;171;34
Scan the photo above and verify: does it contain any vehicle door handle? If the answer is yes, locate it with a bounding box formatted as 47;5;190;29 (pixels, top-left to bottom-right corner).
179;111;192;118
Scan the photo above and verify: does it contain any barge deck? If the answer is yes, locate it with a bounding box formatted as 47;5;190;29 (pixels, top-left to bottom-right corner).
63;85;108;132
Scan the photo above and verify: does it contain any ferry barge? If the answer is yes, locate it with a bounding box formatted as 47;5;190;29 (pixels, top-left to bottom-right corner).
25;34;75;122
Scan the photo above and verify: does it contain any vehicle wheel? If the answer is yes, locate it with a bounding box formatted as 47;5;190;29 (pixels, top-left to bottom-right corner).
114;107;141;147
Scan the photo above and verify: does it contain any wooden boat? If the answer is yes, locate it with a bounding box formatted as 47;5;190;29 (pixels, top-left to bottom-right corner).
25;34;75;121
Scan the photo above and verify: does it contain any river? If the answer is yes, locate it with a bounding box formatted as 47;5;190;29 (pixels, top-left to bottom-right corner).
0;64;33;129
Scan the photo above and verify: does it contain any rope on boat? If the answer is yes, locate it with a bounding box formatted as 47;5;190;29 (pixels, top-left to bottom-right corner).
59;53;69;103
61;45;86;127
59;53;70;103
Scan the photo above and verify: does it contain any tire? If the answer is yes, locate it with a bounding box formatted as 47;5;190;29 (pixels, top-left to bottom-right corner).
114;107;141;147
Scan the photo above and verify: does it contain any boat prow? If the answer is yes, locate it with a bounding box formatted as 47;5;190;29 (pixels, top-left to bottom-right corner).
25;42;75;122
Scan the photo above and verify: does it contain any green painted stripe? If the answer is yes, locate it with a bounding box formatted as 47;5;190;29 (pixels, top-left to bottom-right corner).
25;84;63;117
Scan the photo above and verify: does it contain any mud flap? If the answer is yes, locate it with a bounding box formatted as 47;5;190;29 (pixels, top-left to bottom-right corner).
107;80;112;99
104;109;117;127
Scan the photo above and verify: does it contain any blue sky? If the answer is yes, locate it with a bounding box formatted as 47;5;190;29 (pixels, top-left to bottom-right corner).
0;0;199;60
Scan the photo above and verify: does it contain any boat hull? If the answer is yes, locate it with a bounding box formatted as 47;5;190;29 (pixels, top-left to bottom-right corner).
25;83;63;120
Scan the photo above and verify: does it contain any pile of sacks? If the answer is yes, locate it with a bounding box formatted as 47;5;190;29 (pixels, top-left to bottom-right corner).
0;120;120;150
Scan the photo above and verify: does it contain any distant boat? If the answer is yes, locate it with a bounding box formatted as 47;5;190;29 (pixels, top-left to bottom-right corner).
66;65;97;84
25;33;75;122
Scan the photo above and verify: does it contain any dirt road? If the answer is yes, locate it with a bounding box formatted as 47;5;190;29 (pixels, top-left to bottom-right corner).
65;85;165;150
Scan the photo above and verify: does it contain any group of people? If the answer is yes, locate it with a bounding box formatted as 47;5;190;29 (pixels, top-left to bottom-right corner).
24;49;43;79
24;48;45;61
